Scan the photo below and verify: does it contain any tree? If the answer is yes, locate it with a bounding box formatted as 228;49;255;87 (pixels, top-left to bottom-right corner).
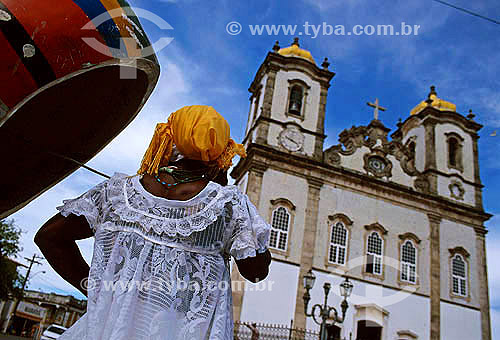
0;219;23;300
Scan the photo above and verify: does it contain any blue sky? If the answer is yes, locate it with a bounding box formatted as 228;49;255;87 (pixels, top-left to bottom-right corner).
7;0;500;337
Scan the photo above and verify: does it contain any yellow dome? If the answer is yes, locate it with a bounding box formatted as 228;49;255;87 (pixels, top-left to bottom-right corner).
278;38;316;64
410;86;456;115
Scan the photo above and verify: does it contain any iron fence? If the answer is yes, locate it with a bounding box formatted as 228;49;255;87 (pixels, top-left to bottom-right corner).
233;321;319;340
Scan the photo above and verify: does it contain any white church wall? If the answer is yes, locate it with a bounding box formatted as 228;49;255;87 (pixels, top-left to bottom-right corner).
245;102;253;137
267;123;282;149
439;219;479;307
315;185;431;295
255;74;268;122
402;126;426;173
304;272;430;340
250;128;258;145
260;169;308;263
271;70;320;132
435;123;474;181
386;154;414;188
440;301;482;340
239;261;299;325
237;173;248;194
380;291;429;340
437;176;475;206
339;146;371;173
246;74;268;146
302;132;316;157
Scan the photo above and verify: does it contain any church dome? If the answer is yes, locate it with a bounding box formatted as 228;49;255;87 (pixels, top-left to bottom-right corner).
410;86;457;115
278;38;316;64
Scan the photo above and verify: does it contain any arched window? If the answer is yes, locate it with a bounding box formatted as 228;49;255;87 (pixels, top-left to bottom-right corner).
270;207;290;251
328;222;348;265
366;231;383;275
253;90;261;119
401;240;417;283
408;141;416;157
448;137;459;167
445;132;464;172
452;254;467;296
288;85;303;115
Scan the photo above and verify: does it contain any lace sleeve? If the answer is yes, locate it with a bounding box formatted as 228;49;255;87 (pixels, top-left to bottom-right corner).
56;179;108;233
229;191;271;260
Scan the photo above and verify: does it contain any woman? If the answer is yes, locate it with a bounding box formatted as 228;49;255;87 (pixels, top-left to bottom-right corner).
35;105;272;340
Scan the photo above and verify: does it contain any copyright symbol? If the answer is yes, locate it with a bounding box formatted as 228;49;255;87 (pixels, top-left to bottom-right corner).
226;21;242;35
81;277;96;291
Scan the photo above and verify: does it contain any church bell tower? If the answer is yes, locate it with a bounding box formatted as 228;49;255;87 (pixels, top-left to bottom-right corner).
230;38;334;324
241;38;335;161
393;86;484;210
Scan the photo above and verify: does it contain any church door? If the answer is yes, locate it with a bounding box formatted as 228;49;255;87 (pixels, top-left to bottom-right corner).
325;324;341;340
356;320;382;340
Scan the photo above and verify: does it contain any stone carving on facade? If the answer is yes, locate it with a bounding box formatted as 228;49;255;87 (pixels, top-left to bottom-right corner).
414;175;431;194
364;222;388;235
324;120;420;182
448;246;470;258
449;180;465;200
363;151;393;178
398;232;422;244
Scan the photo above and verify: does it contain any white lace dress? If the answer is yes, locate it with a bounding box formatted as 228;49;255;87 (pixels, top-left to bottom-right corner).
56;173;270;340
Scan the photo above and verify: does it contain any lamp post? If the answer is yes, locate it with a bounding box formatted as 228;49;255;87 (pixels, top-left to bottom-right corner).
302;269;353;340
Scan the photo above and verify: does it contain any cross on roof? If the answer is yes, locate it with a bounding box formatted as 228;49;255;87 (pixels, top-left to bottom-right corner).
367;98;386;120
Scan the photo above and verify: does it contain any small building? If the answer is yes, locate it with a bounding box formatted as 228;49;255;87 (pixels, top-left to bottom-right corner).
0;290;86;336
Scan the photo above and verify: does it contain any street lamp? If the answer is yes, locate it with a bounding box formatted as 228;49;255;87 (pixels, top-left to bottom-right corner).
302;269;353;340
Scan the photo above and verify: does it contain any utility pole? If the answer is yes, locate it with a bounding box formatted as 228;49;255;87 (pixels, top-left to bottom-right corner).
19;254;43;293
6;253;43;332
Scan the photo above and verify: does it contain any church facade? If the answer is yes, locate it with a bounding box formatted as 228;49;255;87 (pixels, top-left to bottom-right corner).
230;39;492;340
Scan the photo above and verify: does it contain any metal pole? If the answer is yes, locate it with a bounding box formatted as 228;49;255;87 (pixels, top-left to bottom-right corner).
320;321;327;340
320;283;330;340
7;254;43;332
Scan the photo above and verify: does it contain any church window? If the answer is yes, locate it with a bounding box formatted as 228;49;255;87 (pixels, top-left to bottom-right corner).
288;85;303;115
408;141;416;157
253;90;261;119
448;138;459;167
401;240;417;283
451;254;467;296
270;207;290;251
366;232;383;275
445;132;464;172
328;222;348;265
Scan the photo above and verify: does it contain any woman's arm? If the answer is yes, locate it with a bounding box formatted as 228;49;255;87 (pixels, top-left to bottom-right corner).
34;213;93;297
235;249;271;283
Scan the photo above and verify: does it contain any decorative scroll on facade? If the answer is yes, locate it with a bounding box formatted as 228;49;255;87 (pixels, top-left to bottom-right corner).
324;119;428;190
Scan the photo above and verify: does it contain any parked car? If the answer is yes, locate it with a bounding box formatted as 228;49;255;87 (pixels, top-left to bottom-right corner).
40;324;67;340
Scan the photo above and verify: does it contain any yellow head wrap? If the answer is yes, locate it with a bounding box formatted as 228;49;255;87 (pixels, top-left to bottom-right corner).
137;105;246;175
